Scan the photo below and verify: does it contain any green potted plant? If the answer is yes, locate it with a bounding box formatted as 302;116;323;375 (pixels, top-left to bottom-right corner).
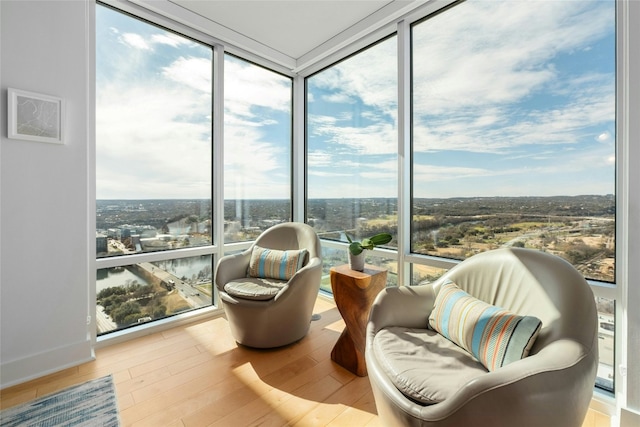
346;232;393;271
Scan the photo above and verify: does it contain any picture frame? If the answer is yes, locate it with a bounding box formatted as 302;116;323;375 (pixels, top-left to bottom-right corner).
7;88;64;144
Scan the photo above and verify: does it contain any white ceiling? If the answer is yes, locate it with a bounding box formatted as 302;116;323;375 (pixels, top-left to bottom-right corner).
167;0;425;70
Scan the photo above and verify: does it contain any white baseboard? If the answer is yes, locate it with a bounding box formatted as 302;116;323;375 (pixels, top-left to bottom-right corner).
0;339;94;389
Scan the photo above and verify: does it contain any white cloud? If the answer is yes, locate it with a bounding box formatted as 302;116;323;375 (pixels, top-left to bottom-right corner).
411;1;612;113
307;150;333;168
163;57;212;92
597;131;613;143
221;58;293;199
223;122;290;199
411;73;615;155
408;0;615;164
120;30;198;51
443;3;609;196
308;170;353;178
413;163;500;182
411;137;616;198
323;92;356;104
96;82;211;199
307;40;399;164
309;115;397;156
98;19;294;199
151;33;192;47
310;37;397;117
98;0;615;200
224;58;292;119
120;33;151;50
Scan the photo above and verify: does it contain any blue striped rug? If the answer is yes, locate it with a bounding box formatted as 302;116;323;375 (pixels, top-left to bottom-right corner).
1;375;119;427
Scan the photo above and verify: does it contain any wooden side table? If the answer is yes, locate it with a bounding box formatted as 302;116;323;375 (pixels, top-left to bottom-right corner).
330;264;387;376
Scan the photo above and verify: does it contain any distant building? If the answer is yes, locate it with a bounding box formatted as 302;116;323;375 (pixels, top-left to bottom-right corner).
96;233;108;255
106;228;121;240
131;234;142;252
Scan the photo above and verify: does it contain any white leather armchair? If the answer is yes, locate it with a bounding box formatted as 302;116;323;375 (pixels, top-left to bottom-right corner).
215;222;322;348
365;247;598;427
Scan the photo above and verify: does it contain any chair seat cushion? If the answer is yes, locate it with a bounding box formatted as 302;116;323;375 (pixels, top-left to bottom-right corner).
372;326;487;405
224;277;287;301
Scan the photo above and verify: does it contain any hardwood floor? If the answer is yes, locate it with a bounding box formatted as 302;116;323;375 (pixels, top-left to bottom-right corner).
1;297;610;427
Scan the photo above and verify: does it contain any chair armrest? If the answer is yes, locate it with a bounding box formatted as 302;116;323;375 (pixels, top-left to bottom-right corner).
416;339;596;422
273;256;322;301
367;284;436;336
366;335;596;425
214;250;251;291
298;255;322;275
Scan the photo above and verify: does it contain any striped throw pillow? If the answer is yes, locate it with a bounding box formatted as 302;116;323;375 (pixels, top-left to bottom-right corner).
248;245;307;281
428;281;542;371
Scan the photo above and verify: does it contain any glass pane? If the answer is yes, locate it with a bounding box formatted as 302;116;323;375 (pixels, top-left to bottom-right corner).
320;246;397;294
97;255;213;335
411;0;616;283
223;54;293;243
596;297;615;392
96;5;212;258
411;263;448;286
307;37;398;250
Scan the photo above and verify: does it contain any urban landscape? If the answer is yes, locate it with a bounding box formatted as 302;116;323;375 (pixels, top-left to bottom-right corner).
96;195;615;389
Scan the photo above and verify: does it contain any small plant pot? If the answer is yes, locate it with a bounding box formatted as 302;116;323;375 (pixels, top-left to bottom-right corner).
349;252;365;271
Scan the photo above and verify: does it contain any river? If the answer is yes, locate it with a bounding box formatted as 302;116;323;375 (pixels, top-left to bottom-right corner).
97;255;212;292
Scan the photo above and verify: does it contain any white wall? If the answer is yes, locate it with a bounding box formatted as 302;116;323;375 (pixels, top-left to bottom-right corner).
0;0;94;387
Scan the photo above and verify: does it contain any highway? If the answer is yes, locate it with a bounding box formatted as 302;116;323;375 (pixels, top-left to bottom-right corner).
135;262;210;308
96;305;117;334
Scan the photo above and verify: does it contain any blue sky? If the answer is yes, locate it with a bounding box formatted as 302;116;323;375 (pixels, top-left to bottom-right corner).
222;55;292;202
96;4;294;201
97;0;615;201
96;5;213;200
409;0;616;198
307;36;398;199
308;0;615;199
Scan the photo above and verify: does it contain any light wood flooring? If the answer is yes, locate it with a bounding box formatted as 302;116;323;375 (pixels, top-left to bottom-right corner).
1;297;611;427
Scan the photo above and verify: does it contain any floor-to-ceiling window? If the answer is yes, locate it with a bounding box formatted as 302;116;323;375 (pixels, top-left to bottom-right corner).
95;0;624;400
306;36;398;291
410;0;616;392
96;4;214;335
223;54;293;244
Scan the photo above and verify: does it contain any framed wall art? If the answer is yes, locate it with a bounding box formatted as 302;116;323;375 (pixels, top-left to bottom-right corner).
7;88;64;144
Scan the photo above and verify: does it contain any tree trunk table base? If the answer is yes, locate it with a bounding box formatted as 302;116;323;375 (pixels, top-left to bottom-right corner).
330;264;387;376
